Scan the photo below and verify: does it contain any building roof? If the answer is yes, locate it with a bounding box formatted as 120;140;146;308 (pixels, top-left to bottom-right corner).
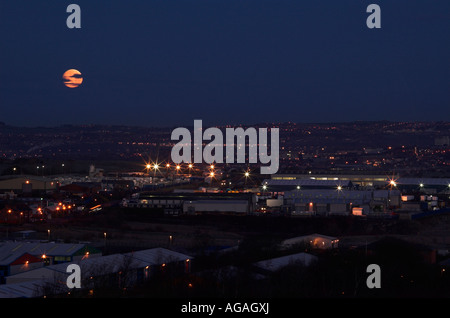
0;242;89;260
4;247;193;297
253;252;318;273
284;189;400;205
127;247;192;265
396;177;450;186
262;179;351;188
0;280;45;298
281;233;338;246
0;252;42;266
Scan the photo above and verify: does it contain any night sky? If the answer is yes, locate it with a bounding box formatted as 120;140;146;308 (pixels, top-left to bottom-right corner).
0;0;449;127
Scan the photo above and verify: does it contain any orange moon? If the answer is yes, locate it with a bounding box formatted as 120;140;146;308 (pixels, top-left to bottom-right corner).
63;69;83;88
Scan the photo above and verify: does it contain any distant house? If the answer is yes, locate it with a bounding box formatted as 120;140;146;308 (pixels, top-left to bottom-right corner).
279;233;339;250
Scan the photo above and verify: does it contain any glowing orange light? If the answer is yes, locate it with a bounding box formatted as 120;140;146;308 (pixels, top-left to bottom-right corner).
176;165;181;170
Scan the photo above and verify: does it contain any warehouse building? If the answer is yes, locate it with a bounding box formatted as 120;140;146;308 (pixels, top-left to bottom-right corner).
1;247;193;298
0;241;102;284
282;188;401;216
252;252;318;276
124;192;256;215
0;176;58;193
280;234;339;250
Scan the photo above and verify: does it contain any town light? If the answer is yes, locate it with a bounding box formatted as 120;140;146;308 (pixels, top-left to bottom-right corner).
188;164;193;169
244;172;250;177
337;185;342;191
146;164;151;169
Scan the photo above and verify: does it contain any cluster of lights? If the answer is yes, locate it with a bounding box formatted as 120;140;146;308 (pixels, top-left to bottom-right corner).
55;202;74;211
145;162;199;173
5;209;25;216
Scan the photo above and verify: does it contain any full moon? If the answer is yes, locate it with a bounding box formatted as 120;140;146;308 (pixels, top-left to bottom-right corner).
63;69;83;88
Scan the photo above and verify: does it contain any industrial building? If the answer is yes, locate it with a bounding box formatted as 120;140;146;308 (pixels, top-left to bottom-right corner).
0;247;193;298
280;234;339;250
0;242;101;283
0;176;58;193
269;173;450;192
270;173;392;187
123;192;256;216
252;252;318;276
